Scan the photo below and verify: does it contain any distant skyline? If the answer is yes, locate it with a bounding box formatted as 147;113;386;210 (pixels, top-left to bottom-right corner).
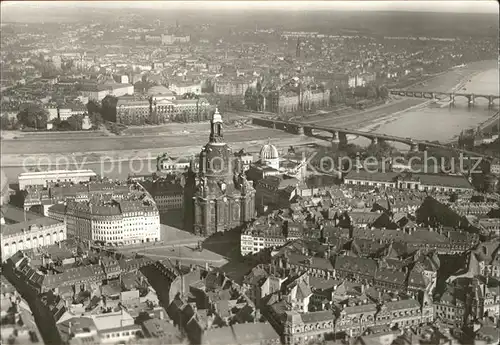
2;0;499;14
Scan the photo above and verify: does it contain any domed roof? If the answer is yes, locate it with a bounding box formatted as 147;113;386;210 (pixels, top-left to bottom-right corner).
147;85;173;96
260;140;279;160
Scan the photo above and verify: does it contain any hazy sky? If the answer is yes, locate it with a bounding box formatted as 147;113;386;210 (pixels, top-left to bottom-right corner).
2;0;499;14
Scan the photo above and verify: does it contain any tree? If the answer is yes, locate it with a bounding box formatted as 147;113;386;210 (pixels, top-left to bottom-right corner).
17;104;49;129
244;87;257;110
57;120;73;131
353;86;367;99
101;95;118;122
182;92;199;100
365;141;397;160
86;100;101;115
366;84;378;99
51;118;61;130
378;85;389;99
0;116;10;130
67;115;83;131
89;112;103;128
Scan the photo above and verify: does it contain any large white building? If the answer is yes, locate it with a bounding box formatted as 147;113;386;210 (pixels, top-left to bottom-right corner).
156;153;191;173
80;83;134;101
1;207;67;260
169;81;202;96
18;169;97;190
48;197;160;246
147;85;212;123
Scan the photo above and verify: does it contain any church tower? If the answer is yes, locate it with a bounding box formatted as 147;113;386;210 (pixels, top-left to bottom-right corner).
185;108;256;237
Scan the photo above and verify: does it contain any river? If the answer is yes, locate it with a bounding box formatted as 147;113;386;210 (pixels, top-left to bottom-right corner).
2;61;499;181
351;61;499;149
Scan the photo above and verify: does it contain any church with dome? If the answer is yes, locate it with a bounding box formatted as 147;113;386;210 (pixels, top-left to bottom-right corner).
260;141;280;171
183;108;256;237
246;140;308;184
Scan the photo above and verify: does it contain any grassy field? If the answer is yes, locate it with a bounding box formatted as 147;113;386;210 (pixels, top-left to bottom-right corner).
1;127;296;155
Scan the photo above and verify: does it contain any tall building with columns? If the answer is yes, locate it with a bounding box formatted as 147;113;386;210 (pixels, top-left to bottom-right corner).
184;108;256;237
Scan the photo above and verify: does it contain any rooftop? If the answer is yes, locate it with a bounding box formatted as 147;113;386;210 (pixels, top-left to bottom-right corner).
1;215;63;237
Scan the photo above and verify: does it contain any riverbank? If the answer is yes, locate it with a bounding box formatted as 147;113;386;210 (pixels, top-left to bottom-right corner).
304;61;494;128
354;64;496;137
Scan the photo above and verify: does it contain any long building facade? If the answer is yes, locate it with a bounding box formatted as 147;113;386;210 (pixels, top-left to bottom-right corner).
48;197;160;245
18;170;97;190
1;211;67;260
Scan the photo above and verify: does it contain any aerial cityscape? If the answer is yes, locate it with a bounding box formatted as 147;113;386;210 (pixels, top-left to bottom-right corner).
0;1;499;345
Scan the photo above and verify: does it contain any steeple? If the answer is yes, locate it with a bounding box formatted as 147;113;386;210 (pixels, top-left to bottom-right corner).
212;106;222;124
209;107;224;143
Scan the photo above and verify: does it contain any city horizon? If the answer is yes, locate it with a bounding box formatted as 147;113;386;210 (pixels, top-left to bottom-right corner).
2;0;499;14
1;2;499;345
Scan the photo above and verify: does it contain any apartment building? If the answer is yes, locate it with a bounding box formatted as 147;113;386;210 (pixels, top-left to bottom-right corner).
48;198;160;246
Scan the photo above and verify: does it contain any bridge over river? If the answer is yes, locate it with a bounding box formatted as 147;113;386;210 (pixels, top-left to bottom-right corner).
251;117;495;160
389;89;500;107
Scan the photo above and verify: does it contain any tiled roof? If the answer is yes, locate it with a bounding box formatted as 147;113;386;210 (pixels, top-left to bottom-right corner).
348;212;383;225
41;264;106;289
343;303;377;315
0;205;43;223
1;216;63;237
383;299;420;311
334;255;377;276
301;310;335;323
374;268;406;285
344;170;399;183
417;173;473;189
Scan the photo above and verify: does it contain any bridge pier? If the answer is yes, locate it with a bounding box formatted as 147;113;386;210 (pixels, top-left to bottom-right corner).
450;94;455;106
410;142;419;152
371;137;378;145
338;132;348;146
488;96;495;109
468;94;475;107
296;125;304;135
330;131;340;144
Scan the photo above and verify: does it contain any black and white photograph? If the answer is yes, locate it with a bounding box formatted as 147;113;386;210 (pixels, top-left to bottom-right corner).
0;1;499;344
